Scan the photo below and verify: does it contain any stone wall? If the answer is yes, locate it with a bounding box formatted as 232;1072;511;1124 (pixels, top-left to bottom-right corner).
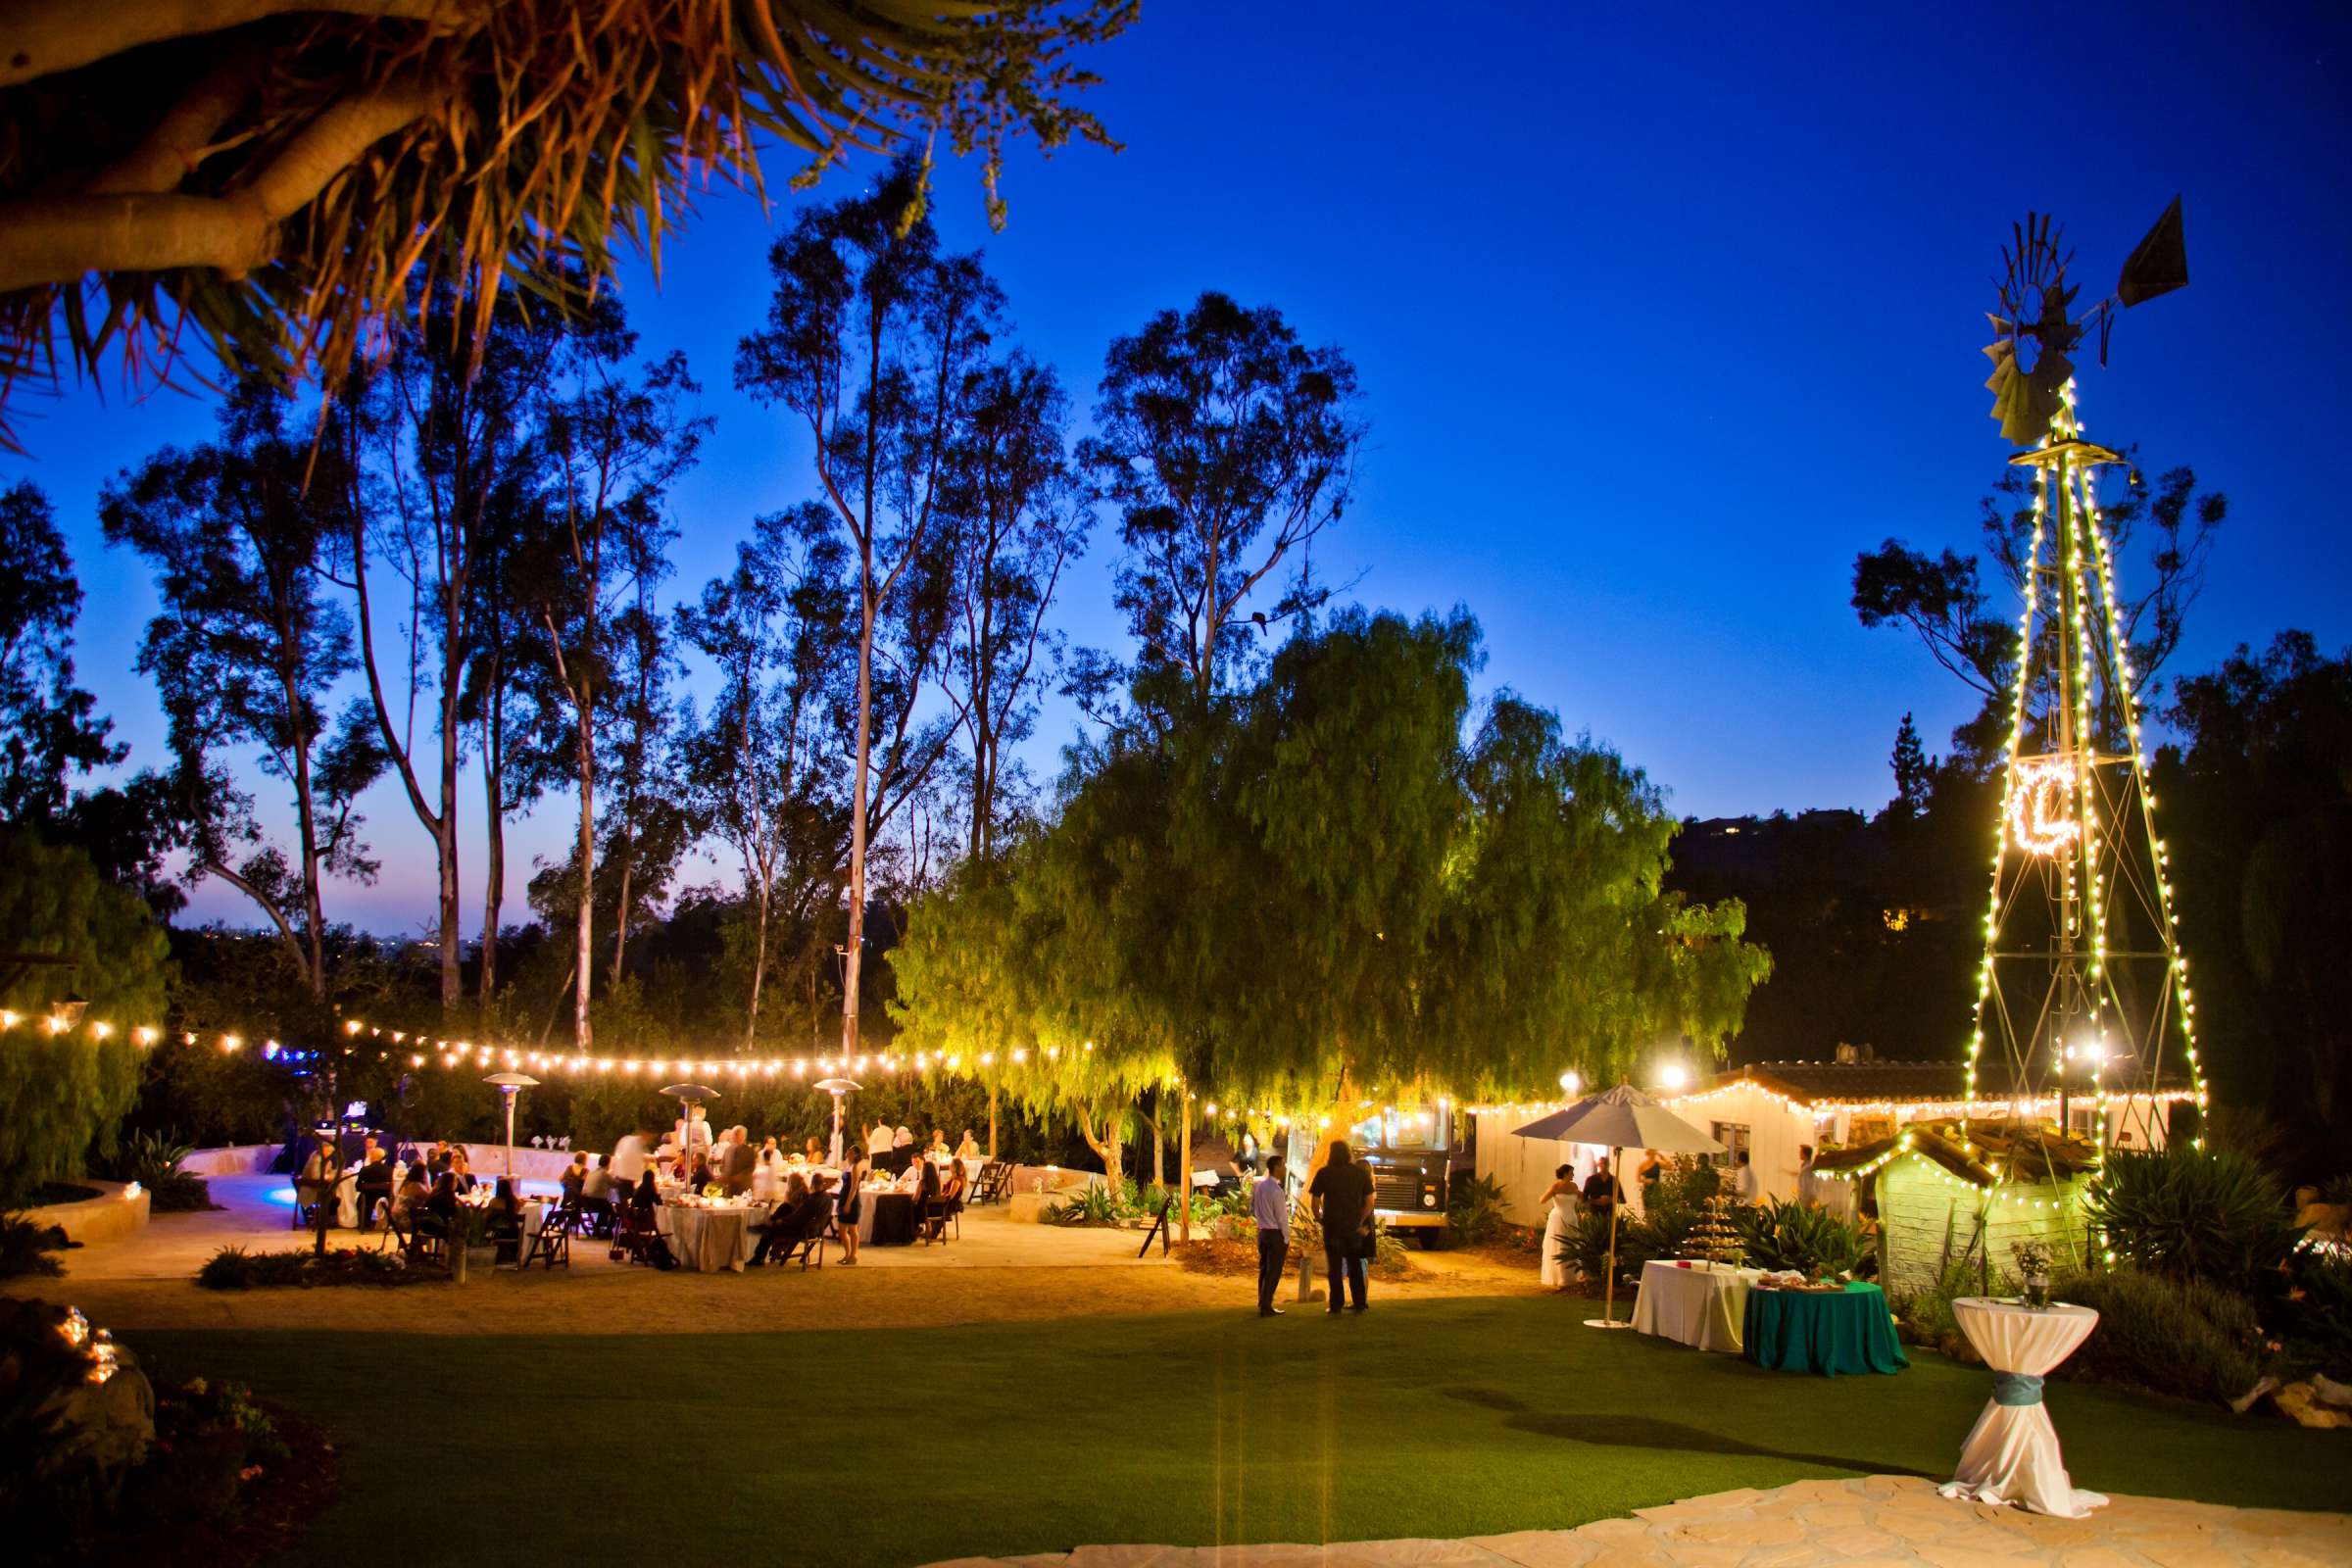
1876;1153;2089;1298
17;1178;150;1245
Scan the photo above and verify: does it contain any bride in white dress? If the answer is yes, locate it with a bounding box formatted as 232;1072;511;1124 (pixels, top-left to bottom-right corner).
1538;1163;1581;1291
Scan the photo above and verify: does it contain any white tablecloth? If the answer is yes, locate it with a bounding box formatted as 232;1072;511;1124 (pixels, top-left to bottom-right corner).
1941;1298;2106;1518
658;1203;760;1272
1632;1260;1761;1352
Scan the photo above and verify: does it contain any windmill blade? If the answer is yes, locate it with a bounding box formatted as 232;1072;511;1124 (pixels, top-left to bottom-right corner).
2117;195;2188;307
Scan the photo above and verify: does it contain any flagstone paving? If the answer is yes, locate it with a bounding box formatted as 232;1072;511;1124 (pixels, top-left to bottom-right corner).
917;1477;2352;1568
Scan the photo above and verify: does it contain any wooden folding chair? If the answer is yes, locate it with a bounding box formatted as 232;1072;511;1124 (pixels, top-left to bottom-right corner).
522;1202;574;1269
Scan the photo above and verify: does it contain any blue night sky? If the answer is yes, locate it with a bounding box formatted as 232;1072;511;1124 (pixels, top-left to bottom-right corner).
3;1;2347;936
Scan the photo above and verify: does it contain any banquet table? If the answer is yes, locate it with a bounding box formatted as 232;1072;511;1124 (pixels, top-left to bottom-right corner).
1632;1259;1762;1353
658;1203;760;1272
1742;1281;1908;1376
858;1189;918;1246
1939;1298;2105;1517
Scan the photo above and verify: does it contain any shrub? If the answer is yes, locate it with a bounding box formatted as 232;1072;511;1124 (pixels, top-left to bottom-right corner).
1738;1196;1874;1277
2053;1267;2267;1405
0;1213;69;1278
2278;1248;2352;1382
1888;1256;1986;1361
1047;1183;1128;1227
107;1129;214;1213
0;831;173;1205
1558;1208;1662;1286
195;1245;419;1290
2084;1148;2305;1288
1446;1173;1508;1244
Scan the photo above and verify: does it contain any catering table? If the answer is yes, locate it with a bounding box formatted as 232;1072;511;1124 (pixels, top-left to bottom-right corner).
1632;1259;1761;1353
1741;1281;1908;1376
1939;1298;2105;1517
658;1202;760;1272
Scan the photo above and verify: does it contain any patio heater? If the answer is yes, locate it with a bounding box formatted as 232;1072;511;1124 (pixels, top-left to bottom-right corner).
482;1071;539;1181
814;1078;861;1167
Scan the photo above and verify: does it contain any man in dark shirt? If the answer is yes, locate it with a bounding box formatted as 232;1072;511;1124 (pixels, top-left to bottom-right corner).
1308;1141;1375;1314
1581;1156;1622;1217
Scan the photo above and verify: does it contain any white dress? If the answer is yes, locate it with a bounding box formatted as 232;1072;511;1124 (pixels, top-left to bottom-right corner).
1540;1191;1578;1287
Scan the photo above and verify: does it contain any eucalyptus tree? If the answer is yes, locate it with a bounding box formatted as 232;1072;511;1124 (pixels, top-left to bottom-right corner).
677;505;856;1046
940;352;1091;858
517;298;707;1048
735;155;996;1061
459;469;567;1002
597;594;696;990
101;385;388;997
337;296;555;1004
1078;292;1364;717
0;481;120;824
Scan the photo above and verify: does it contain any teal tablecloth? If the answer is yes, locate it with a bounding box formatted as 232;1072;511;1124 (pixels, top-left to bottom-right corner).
1741;1281;1908;1376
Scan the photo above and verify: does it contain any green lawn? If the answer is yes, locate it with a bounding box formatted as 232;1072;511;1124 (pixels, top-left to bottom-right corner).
132;1297;2338;1567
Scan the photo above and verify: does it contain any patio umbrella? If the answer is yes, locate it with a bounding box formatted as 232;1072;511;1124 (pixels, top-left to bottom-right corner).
660;1084;720;1178
814;1078;861;1167
1514;1083;1724;1330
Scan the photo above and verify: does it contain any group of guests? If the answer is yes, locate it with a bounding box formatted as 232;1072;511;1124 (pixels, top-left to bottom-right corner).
1249;1139;1381;1318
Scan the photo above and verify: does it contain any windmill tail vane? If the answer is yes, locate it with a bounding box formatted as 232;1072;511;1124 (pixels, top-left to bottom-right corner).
1983;198;2187;443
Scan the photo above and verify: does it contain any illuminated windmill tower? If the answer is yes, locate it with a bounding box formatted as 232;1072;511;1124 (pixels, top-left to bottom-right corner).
1966;203;2210;1155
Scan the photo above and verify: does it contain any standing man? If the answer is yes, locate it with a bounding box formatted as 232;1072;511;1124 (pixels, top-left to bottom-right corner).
1252;1156;1292;1317
1732;1149;1759;1204
611;1129;650;1187
1309;1139;1375;1315
1582;1155;1620;1220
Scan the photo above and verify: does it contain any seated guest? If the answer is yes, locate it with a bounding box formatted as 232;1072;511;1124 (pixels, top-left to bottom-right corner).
750;1174;811;1266
484;1178;527;1266
422;1172;460;1237
914;1156;948;1240
582;1154;613;1203
803;1136;824;1164
561;1152;589;1205
893;1124;914;1150
355;1148;395;1229
632;1170;661;1210
300;1136;338;1184
427;1139;454;1175
690;1158;714;1191
448;1150;477;1195
955;1129;980;1160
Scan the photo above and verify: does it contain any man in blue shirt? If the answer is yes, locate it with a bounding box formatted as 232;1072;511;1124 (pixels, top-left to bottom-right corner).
1252;1156;1292;1316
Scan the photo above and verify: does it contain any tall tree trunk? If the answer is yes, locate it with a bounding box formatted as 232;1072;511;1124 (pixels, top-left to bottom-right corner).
479;667;505;1002
987;1086;999;1161
572;699;594;1049
436;651;463;1006
288;686;326;1002
841;567;874;1059
609;832;633;991
745;873;771;1050
1178;1093;1193;1243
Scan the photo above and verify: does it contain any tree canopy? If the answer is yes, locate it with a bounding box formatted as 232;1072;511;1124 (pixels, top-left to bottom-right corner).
893;609;1769;1123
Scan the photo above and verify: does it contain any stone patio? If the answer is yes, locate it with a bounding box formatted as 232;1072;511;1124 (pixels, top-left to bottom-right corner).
917;1476;2352;1568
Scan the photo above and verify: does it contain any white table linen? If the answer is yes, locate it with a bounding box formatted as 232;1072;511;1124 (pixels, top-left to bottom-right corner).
1631;1259;1761;1353
1940;1298;2105;1518
658;1203;760;1272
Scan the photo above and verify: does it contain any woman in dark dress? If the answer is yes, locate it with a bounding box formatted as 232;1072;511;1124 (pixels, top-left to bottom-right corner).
836;1147;865;1265
913;1155;945;1241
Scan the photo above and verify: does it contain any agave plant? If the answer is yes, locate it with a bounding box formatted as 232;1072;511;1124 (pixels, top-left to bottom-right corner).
2085;1148;2306;1288
1737;1196;1873;1277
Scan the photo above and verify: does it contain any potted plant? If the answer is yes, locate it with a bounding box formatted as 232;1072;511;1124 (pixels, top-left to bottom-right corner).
2010;1239;2054;1308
